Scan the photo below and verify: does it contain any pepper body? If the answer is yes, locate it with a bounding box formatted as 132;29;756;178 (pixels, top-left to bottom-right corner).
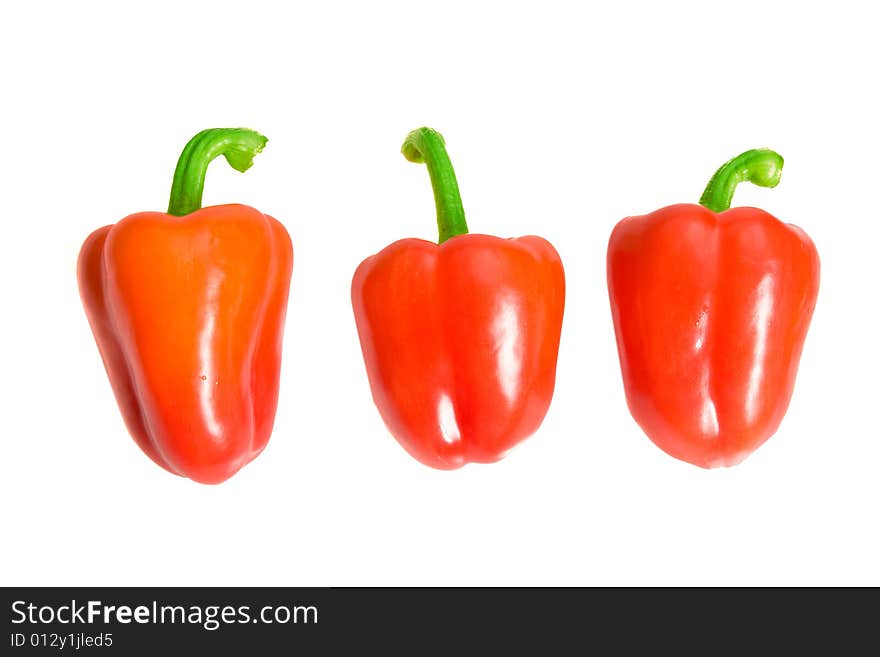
352;234;564;469
607;150;819;467
78;129;292;484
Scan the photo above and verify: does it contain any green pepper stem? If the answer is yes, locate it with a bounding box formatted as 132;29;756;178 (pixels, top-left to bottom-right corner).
401;127;468;243
167;128;268;216
698;149;784;213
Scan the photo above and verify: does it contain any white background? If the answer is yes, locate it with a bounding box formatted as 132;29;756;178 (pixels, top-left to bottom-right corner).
1;0;878;586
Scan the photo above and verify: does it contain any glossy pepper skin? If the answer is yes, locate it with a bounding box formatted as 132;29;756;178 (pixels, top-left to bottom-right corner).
607;149;819;468
352;127;565;469
78;129;293;484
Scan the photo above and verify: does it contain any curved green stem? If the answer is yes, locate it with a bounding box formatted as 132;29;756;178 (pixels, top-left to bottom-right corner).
167;128;268;216
402;127;468;243
699;148;784;213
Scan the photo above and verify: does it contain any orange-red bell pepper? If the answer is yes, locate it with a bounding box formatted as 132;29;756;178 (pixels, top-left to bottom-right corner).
78;128;293;484
607;149;820;467
352;127;565;469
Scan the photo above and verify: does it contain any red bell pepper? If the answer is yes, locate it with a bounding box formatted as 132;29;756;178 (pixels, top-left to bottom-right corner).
78;128;293;484
352;127;565;469
607;149;820;467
